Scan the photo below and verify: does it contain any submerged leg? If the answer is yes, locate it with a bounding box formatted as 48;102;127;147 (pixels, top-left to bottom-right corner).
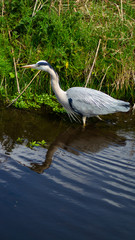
82;116;86;127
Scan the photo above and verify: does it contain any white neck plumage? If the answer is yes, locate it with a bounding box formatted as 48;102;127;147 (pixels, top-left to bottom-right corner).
44;66;68;108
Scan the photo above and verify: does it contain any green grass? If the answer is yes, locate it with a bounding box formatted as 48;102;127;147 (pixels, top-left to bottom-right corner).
0;0;135;111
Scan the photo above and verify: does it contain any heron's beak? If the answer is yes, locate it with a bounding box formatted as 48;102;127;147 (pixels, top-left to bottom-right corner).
22;64;37;69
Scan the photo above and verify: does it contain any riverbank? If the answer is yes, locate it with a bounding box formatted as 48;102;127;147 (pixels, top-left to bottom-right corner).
0;0;135;112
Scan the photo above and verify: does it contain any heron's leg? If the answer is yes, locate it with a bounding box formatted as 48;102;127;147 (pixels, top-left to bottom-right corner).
82;116;86;127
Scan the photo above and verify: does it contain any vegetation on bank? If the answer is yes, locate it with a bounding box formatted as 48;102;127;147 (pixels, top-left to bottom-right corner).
0;0;135;113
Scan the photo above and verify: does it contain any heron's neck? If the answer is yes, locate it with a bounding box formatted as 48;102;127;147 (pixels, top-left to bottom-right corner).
47;68;66;101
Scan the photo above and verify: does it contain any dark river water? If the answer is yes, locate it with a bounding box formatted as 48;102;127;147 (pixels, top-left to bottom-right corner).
0;106;135;240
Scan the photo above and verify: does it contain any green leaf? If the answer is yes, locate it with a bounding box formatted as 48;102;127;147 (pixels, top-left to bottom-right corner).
9;72;15;78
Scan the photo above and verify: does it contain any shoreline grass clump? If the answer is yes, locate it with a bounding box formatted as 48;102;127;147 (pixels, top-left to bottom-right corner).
0;0;135;112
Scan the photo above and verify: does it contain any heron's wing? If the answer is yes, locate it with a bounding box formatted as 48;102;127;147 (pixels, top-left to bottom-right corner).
66;87;130;117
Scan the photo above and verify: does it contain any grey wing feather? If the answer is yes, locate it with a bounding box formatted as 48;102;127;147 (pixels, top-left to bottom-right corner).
66;87;130;117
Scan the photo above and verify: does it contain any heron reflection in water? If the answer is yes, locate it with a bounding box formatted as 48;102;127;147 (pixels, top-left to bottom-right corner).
30;125;126;174
22;61;130;127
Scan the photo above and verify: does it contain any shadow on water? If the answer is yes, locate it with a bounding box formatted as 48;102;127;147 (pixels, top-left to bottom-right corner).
0;106;134;174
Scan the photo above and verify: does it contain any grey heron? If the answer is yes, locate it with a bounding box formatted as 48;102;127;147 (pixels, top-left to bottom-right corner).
22;60;130;126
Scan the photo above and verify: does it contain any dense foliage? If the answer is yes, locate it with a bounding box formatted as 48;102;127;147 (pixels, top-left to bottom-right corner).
0;0;135;111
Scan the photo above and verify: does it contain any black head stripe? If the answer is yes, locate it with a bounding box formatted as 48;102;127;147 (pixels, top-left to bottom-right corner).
37;61;54;70
37;61;48;66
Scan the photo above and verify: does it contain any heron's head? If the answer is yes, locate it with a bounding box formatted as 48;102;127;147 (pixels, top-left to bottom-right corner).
22;60;53;72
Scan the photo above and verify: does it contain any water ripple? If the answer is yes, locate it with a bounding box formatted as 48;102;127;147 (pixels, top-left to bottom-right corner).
0;108;135;240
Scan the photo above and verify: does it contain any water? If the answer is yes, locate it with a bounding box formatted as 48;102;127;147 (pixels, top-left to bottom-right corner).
0;107;135;240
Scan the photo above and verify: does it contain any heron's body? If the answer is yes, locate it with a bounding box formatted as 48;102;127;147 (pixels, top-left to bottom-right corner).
22;60;130;126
